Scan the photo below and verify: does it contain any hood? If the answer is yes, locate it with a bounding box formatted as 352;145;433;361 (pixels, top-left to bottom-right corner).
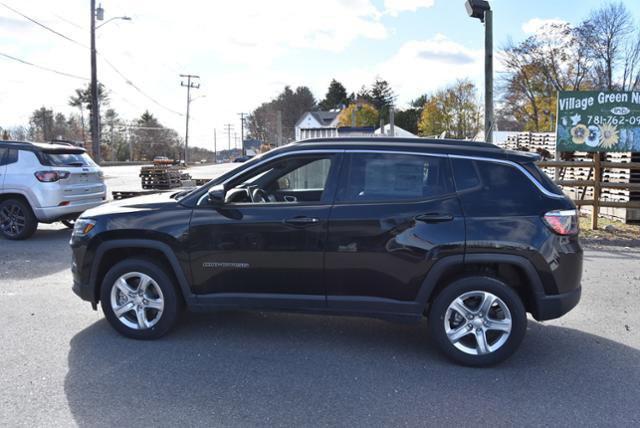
81;191;179;218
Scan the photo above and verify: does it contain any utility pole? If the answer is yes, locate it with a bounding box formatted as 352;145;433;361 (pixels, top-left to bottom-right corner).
180;74;200;164
90;0;102;163
224;123;233;154
238;112;247;156
276;110;282;146
213;128;217;163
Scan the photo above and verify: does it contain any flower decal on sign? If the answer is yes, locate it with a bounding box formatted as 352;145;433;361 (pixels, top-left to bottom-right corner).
599;123;619;148
586;125;600;147
570;114;581;126
570;124;588;145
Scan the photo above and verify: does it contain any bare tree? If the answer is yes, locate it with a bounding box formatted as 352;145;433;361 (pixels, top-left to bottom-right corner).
578;2;635;90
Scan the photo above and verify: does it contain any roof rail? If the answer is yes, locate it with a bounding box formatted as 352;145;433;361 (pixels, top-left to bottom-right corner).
294;136;500;149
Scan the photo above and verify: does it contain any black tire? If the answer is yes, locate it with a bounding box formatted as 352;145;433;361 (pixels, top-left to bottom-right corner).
0;198;38;240
100;258;181;339
61;219;76;229
428;276;527;367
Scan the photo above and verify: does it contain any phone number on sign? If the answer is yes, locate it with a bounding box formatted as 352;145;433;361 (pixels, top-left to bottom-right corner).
586;115;640;126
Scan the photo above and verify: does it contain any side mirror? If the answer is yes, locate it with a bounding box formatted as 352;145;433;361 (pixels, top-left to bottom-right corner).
207;185;226;206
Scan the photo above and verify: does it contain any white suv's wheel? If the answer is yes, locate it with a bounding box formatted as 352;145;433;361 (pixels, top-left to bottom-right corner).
0;198;37;240
429;276;526;366
100;258;181;339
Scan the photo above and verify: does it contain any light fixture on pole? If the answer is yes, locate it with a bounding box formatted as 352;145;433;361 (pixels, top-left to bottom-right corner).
465;0;492;143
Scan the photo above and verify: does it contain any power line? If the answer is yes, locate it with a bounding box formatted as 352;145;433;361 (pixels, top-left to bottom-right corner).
0;51;89;80
101;56;184;116
1;1;183;117
0;1;87;48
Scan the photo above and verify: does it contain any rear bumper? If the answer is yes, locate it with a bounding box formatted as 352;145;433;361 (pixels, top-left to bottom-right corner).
532;286;581;321
33;195;106;222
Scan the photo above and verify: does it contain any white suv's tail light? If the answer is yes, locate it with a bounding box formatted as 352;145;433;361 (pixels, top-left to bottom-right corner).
34;171;70;182
543;209;579;235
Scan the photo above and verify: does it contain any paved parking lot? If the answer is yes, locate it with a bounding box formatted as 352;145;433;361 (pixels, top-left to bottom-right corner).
1;225;639;426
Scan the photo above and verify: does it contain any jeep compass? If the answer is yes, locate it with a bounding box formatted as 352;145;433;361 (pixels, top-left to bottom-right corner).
70;138;582;366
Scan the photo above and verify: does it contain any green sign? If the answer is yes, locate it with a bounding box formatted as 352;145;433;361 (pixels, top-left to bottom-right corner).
556;90;640;152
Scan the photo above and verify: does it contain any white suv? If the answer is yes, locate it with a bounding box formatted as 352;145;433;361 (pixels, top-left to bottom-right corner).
0;141;107;240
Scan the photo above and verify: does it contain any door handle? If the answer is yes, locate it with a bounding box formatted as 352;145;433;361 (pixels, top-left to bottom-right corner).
414;213;454;223
284;216;320;226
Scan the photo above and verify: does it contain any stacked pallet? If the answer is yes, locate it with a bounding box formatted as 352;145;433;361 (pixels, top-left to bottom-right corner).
139;165;183;189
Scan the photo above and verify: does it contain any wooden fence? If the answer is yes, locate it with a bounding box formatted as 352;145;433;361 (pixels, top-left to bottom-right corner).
537;158;640;229
496;132;639;229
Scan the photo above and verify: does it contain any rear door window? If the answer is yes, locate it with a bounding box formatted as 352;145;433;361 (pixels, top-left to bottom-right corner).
0;149;17;166
336;153;453;202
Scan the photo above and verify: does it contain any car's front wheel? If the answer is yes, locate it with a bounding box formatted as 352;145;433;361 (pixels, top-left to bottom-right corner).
428;276;527;366
100;258;181;339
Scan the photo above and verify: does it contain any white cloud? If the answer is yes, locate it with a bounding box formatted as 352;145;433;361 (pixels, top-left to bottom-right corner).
0;0;391;149
384;0;435;17
521;17;567;34
336;34;483;108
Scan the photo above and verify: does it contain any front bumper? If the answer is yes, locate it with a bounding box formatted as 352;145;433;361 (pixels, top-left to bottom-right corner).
532;286;581;321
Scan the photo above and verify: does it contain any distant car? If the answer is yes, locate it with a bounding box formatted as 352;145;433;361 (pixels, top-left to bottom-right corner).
0;140;106;240
233;155;252;163
200;159;207;164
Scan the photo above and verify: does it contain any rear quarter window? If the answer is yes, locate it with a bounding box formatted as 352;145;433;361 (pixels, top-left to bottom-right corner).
452;158;543;216
521;162;564;196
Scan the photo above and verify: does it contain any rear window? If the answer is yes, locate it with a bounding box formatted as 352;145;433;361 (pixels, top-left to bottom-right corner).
42;152;96;167
521;162;563;196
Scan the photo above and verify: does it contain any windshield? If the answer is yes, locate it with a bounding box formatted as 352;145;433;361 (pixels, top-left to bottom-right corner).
44;152;96;167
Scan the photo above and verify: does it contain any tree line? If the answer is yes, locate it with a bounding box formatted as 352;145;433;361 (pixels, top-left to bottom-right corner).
0;83;214;162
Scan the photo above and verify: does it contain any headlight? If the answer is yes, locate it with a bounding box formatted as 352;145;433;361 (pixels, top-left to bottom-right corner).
72;219;96;237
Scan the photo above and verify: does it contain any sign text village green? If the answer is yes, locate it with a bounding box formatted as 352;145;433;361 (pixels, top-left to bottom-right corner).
557;90;640;152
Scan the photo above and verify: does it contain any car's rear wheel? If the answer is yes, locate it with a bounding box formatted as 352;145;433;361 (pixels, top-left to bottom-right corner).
0;198;37;240
100;258;181;339
61;219;76;229
428;276;526;367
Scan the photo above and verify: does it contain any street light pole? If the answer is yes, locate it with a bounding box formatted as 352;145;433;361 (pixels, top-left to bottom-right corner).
90;0;101;163
465;0;493;143
484;9;493;143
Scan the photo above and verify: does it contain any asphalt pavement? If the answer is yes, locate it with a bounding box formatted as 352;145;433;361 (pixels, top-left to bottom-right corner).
1;225;639;427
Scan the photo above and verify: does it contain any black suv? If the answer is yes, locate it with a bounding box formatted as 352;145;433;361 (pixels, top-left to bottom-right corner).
71;138;582;366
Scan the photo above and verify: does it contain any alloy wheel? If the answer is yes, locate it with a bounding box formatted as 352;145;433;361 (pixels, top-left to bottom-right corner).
444;290;512;356
110;272;165;330
0;203;26;238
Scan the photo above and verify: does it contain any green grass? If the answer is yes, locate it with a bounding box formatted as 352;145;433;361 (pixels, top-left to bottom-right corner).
579;215;640;242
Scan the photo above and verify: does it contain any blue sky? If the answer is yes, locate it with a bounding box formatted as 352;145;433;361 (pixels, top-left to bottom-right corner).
1;0;640;150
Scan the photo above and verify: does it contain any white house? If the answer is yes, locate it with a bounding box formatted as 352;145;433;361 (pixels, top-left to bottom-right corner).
295;110;341;140
374;124;417;137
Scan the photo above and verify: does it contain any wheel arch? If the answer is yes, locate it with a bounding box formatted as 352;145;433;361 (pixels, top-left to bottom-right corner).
90;239;193;305
417;254;545;318
0;192;33;209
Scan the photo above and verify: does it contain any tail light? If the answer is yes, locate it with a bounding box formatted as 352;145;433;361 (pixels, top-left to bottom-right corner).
34;171;70;182
543;209;579;235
